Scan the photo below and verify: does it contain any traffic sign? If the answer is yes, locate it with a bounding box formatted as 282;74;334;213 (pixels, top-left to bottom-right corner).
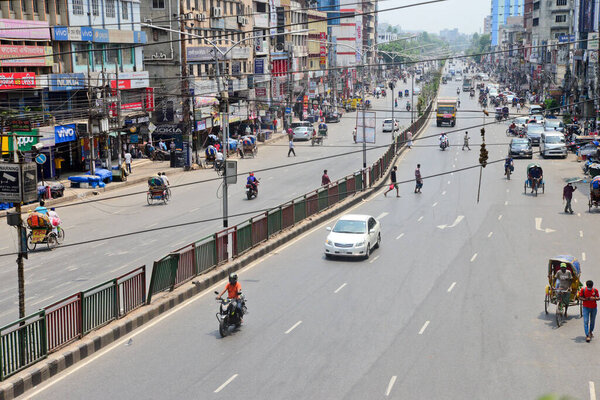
35;154;47;165
285;107;292;114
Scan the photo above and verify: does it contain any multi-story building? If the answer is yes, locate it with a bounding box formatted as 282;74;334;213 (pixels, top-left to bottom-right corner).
491;0;523;46
569;0;600;106
307;8;328;101
483;16;492;35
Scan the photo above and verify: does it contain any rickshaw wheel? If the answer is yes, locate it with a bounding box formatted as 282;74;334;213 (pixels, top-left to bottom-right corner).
163;192;169;204
580;302;583;318
57;227;65;243
147;193;152;205
542;183;545;194
47;233;58;250
524;182;527;194
589;199;592;212
544;294;549;314
26;232;36;251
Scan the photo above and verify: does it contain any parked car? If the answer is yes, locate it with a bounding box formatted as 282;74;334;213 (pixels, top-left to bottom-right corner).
526;124;545;146
382;118;399;132
292;126;312;141
291;121;313;130
509;137;533;159
540;132;567;158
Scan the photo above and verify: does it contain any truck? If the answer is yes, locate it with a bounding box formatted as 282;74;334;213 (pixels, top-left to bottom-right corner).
462;77;473;92
436;97;458;127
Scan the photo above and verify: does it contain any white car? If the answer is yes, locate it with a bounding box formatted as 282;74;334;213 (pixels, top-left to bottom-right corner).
382;118;399;132
481;74;489;81
292;126;312;141
413;87;421;95
324;214;381;259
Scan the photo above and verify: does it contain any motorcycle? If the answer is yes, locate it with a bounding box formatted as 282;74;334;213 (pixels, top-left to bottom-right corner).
406;103;411;112
215;291;247;337
246;182;258;199
440;139;449;151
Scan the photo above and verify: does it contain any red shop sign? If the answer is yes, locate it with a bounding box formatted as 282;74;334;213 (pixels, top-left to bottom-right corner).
0;72;36;90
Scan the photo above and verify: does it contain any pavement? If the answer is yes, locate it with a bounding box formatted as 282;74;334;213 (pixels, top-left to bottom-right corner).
0;85;411;326
19;66;600;399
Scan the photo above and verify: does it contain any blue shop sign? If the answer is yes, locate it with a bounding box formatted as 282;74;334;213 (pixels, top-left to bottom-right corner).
81;27;93;41
133;31;147;44
54;124;77;144
93;29;109;43
254;59;264;74
53;26;69;41
49;73;85;92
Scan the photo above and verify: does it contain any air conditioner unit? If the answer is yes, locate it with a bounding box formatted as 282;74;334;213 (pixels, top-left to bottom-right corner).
144;18;152;23
275;42;285;52
196;13;206;22
211;7;222;17
238;15;244;24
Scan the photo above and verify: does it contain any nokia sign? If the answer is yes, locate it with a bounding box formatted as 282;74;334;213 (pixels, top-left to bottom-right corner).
49;74;85;91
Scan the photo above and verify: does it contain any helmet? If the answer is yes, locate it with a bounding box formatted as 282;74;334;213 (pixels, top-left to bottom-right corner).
249;172;254;177
560;262;567;269
229;273;238;284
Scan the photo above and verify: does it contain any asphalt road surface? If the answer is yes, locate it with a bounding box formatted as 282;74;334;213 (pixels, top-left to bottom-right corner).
24;71;600;399
0;81;414;325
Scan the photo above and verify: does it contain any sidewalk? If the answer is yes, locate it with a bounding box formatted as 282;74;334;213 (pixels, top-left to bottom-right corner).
0;131;287;217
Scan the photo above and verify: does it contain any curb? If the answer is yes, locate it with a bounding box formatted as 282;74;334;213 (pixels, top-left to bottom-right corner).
0;111;433;400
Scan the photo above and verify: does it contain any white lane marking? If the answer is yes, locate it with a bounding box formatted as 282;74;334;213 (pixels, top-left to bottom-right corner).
385;376;397;397
369;255;380;264
214;374;238;393
376;212;389;220
437;215;464;230
452;164;455;168
441;190;446;195
470;253;478;262
582;252;587;261
190;207;200;212
590;381;596;400
450;172;454;176
447;180;451;185
506;189;510;193
67;266;78;271
504;201;508;206
432;202;438;208
578;213;582;217
580;230;584;238
447;282;457;292
31;295;54;306
396;233;404;240
148;222;158;228
110;265;130;273
417;216;423;222
285;320;303;334
334;283;347;294
268;176;274;180
498;215;503;220
535;217;556;233
418;321;430;335
488;231;493;238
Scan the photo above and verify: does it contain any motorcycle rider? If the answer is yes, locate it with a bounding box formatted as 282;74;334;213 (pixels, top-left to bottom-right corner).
406;101;411;111
247;172;259;194
504;156;514;176
216;273;244;317
439;133;449;148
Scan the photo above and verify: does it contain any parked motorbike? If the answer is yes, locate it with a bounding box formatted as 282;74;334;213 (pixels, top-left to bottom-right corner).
215;291;247;337
245;180;259;200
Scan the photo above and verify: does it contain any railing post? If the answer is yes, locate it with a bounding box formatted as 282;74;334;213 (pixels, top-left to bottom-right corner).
113;278;119;321
78;291;84;334
141;265;147;304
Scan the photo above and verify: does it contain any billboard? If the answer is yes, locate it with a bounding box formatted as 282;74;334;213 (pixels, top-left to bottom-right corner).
0;73;36;90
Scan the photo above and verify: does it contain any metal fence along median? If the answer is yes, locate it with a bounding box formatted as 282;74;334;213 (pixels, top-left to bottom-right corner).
0;103;432;383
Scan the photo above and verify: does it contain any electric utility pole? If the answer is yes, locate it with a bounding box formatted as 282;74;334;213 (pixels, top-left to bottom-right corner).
180;2;192;168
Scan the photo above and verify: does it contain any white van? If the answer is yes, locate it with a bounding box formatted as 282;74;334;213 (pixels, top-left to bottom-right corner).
540;131;567;158
529;105;543;115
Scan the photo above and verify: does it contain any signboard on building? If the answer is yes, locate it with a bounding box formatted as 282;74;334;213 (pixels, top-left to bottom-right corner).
0;72;35;90
49;73;85;91
356;111;376;143
187;46;221;62
255;59;265;75
232;62;241;76
558;34;576;43
1;130;40;153
255;86;267;98
8;119;31;132
93;29;110;43
270;0;278;36
145;88;155;111
109;71;150;89
355;18;362;64
580;0;595;32
589;33;599;51
320;32;327;68
0;19;50;40
0;46;53;67
54;124;77;144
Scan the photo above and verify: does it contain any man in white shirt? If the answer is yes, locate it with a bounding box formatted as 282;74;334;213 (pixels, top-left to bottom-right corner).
124;151;132;173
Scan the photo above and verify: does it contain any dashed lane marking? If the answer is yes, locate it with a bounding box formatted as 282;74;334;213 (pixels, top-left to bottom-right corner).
417;216;423;222
580;230;584;238
385;376;397;397
285;321;303;334
418;321;430;335
432;202;438;207
590;381;596;400
369;255;380;264
442;190;446;195
504;201;508;206
447;180;451;185
334;283;347;294
190;207;200;212
583;252;587;261
578;213;582;217
214;374;238;393
376;212;389;220
506;189;510;193
498;215;503;220
470;253;478;262
452;164;455;168
447;282;457;292
488;231;493;238
396;233;404;240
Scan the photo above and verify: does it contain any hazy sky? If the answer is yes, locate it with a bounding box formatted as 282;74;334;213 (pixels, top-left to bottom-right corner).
378;0;490;35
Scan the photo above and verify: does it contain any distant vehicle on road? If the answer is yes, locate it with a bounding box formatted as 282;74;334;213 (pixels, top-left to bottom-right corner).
325;112;340;123
540;132;567;158
509;137;533;159
382;118;399;132
324;214;381;260
544;119;565;132
292;126;312;141
526;124;545;146
436;97;458;127
529;105;543;115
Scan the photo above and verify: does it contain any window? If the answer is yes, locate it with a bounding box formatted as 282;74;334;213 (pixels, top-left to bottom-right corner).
121;47;133;65
153;0;165;9
92;0;99;15
107;44;119;63
229;2;233;14
203;0;206;10
121;1;128;19
533;1;539;10
556;0;567;5
93;44;104;66
56;0;60;13
186;0;190;10
73;0;84;15
33;0;39;13
555;15;566;23
74;43;89;66
533;18;539;26
106;0;115;17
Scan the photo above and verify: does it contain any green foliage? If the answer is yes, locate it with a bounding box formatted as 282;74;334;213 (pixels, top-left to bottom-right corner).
466;33;491;63
544;98;559;114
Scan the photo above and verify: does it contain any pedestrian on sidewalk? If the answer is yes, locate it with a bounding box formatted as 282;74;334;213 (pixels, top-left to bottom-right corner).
563;182;576;214
406;131;413;148
414;164;423;193
579;280;599;342
124;151;132;173
384;166;400;197
54;156;64;179
462;131;471;150
273;118;278;132
353;127;357;143
321;169;331;186
288;139;296;157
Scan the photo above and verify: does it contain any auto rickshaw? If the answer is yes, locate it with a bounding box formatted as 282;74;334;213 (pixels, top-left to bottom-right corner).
544;255;583;327
495;107;503;122
404;89;409;97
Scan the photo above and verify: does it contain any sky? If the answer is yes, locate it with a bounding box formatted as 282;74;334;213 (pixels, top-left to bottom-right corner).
378;0;490;35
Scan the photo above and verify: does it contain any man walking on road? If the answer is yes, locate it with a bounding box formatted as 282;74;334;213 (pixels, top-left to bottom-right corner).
288;139;296;157
384;166;400;197
406;131;413;148
579;280;599;342
563;182;576;214
462;131;471;150
321;170;331;186
414;164;423;193
124;151;132;173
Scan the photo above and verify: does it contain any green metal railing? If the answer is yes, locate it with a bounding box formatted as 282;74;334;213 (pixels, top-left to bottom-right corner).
82;280;118;334
267;208;282;237
236;222;252;256
0;311;46;381
293;197;306;223
146;254;179;304
195;235;217;275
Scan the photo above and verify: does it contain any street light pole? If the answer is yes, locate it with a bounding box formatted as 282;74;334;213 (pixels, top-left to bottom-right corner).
411;72;415;123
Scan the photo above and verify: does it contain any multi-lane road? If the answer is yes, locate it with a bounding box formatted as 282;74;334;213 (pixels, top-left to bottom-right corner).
23;71;600;399
0;80;414;325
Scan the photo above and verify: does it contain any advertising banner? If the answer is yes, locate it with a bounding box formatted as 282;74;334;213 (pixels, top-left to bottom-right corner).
579;0;595;33
0;46;53;67
356;111;376;143
0;19;50;40
49;73;85;91
320;32;327;67
54;124;77;144
355;18;362;64
109;71;150;89
0;72;36;90
1;130;40;153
